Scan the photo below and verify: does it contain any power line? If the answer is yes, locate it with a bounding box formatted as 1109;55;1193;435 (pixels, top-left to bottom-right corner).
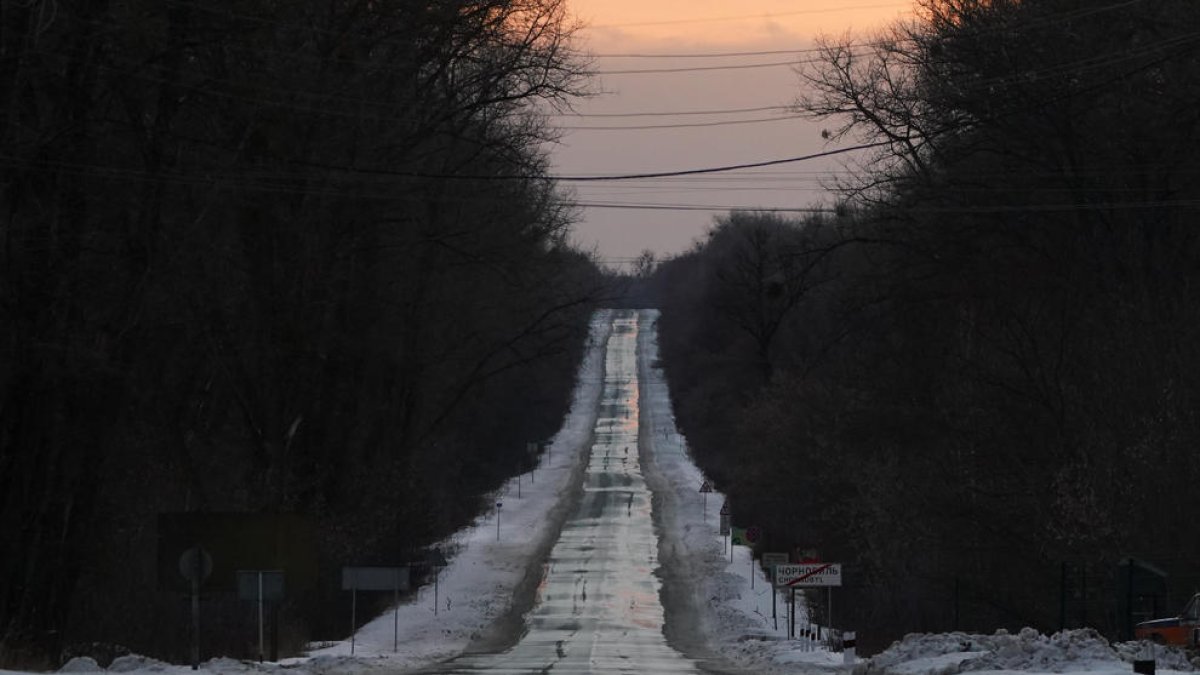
555;144;890;181
594;60;801;75
0;141;886;186
594;48;823;59
577;202;836;213
585;4;910;30
555;105;790;118
561;116;802;131
9;154;1198;215
592;50;876;75
573;198;1200;214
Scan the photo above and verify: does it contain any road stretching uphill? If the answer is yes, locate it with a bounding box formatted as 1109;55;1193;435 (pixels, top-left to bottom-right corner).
423;311;717;673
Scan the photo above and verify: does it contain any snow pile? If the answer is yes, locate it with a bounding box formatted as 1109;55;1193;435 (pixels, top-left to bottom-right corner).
57;658;103;673
960;629;1130;673
865;628;1196;675
866;632;991;675
105;656;169;673
1112;641;1197;672
636;309;843;673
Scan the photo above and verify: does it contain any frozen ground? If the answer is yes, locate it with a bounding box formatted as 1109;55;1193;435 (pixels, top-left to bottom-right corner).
636;309;841;674
858;628;1196;675
6;309;1188;675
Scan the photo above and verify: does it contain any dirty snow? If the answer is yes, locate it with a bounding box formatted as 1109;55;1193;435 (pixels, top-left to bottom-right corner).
862;628;1197;675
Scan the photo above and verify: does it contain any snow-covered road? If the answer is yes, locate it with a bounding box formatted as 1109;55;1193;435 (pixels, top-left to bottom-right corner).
419;311;714;673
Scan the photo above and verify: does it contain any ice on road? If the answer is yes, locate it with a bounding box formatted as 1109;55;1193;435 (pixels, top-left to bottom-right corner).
422;311;713;672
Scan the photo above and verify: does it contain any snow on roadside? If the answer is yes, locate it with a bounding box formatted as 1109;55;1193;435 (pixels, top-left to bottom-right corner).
11;310;612;675
300;309;614;669
637;309;844;674
862;629;1197;675
635;310;1197;675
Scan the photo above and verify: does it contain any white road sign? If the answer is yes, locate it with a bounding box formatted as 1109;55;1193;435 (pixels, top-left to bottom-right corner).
774;563;842;587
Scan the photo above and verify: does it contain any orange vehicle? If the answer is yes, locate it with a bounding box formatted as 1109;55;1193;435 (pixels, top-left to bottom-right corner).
1135;593;1200;645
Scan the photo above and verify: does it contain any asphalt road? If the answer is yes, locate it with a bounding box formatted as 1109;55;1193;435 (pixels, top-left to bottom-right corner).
423;311;712;673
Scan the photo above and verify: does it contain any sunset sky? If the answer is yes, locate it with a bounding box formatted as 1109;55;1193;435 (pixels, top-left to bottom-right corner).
554;1;914;268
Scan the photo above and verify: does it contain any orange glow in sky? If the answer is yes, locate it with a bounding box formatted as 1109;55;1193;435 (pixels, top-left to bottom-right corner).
557;1;916;265
572;1;909;48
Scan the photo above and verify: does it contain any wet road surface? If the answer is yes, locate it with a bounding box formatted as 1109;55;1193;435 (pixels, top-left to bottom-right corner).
423;311;710;673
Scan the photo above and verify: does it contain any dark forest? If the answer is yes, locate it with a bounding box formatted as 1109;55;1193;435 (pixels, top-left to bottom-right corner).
7;0;1200;667
0;0;607;667
645;0;1200;653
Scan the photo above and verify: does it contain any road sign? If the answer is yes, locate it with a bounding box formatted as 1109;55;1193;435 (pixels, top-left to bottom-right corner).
762;553;788;571
745;526;761;544
774;563;842;587
158;513;316;593
719;514;730;535
236;570;284;662
719;502;730;516
236;570;285;601
179;546;213;584
342;566;410;656
425;549;448;568
342;566;411;592
699;480;713;493
794;547;821;563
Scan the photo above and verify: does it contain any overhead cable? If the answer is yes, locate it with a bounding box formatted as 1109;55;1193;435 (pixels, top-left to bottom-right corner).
562;116;801;131
555;105;789;118
585;4;910;30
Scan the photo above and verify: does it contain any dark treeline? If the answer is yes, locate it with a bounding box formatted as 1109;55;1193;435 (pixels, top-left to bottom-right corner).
645;0;1200;652
0;0;606;667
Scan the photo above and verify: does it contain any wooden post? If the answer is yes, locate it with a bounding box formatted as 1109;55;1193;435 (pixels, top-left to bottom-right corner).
790;588;796;639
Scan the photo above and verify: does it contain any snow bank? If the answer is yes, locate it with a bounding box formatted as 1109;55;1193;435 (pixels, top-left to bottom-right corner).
0;311;612;675
301;310;614;669
864;628;1196;675
637;309;844;674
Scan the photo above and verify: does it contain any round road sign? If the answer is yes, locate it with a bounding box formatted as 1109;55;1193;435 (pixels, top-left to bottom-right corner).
178;546;213;584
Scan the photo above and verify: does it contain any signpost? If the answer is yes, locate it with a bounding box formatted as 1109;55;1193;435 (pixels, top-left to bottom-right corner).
157;513;316;594
178;546;212;670
762;553;788;629
699;480;713;516
775;563;842;641
236;571;284;661
342;567;411;655
425;550;449;617
762;553;788;577
496;502;503;541
774;563;842;587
